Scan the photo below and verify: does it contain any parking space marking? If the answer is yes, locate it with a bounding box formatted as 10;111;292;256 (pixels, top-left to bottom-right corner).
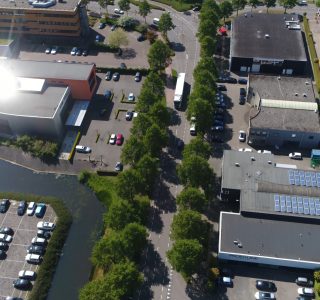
11;243;29;247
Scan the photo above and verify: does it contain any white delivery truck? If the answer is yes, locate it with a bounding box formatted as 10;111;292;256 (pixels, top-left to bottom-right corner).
174;73;185;109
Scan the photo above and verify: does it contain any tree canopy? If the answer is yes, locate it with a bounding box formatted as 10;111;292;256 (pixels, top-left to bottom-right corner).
116;169;144;202
263;0;276;11
142;72;165;98
219;1;233;23
135;154;159;193
158;12;175;39
139;0;151;23
176;187;207;212
143;123;168;157
118;0;130;14
199;36;216;58
121;136;146;166
279;0;297;12
183;137;211;160
108;28;129;48
231;0;247;15
148;40;171;71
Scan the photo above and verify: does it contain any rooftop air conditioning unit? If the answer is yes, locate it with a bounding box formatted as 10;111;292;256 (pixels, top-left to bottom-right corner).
303;93;307;97
295;93;299;96
235;163;240;167
265;34;270;38
277;76;281;80
251;156;255;161
305;81;310;85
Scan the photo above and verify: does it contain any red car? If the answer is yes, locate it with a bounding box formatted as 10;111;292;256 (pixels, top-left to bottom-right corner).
116;133;123;145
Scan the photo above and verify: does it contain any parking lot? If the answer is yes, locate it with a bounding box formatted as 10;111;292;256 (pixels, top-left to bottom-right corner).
74;73;144;169
0;200;56;300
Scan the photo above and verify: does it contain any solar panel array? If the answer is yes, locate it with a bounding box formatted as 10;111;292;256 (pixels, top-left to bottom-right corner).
288;169;320;188
274;194;320;216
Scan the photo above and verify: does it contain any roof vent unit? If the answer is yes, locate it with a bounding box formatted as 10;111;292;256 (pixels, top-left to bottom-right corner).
305;81;310;85
233;240;238;245
244;13;247;18
303;93;307;97
235;163;240;167
277;76;281;80
295;92;299;96
268;160;272;164
250;156;255;161
238;243;243;248
265;34;270;39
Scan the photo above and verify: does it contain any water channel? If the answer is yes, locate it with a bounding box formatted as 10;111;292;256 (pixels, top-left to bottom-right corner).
0;160;104;300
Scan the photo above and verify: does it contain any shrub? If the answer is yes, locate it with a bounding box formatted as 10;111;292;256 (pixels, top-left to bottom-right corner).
314;58;319;63
314;270;320;282
146;30;158;44
135;23;148;34
91;42;118;52
118;16;138;30
317;0;320;7
78;170;91;184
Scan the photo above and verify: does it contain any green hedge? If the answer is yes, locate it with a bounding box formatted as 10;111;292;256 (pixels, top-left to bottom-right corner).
129;0;165;10
150;0;193;11
91;42;118;53
0;192;72;300
96;67;149;75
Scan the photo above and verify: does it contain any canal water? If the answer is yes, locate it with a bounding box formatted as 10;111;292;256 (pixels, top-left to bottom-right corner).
0;160;105;300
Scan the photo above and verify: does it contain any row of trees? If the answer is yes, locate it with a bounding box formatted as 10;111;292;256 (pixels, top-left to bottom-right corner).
166;0;218;284
80;40;172;300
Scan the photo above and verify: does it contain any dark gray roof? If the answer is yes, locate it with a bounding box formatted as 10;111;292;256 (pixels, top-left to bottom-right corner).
0;60;94;81
231;13;307;61
219;212;320;263
0;0;80;11
0;85;68;118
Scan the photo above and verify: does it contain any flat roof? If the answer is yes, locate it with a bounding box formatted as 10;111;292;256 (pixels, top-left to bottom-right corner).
248;75;320;132
231;13;307;61
219;212;320;263
0;60;94;81
66;100;89;126
0;0;80;11
0;84;69;118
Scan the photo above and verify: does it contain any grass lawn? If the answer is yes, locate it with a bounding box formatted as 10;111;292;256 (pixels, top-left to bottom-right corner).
151;0;193;11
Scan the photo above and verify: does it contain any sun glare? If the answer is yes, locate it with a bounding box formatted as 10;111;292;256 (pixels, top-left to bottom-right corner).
0;67;17;99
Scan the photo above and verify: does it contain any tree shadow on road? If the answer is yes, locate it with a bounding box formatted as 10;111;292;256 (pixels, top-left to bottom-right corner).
147;206;164;234
160;152;179;185
115;48;137;59
153;179;177;213
134;242;170;300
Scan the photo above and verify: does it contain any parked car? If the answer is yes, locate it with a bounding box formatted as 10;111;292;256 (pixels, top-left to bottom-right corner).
296;297;313;300
111;24;117;31
239;130;246;142
116;133;124;145
13;279;31;290
0;242;9;251
128;93;135;101
0;199;9;213
297;288;314;297
126;111;134;121
75;145;91;153
190;123;196;136
35;203;46;218
217;84;227;91
25;253;42;264
82;49;88;56
120;62;127;69
17;201;27;216
113;72;120;81
211;136;224;143
105;71;112;81
238;78;248;84
27;202;36;216
256;280;276;292
76;48;82;56
51;46;58;54
117;48;123;56
239;95;246;105
295;277;313;287
212;125;224;131
218;276;233;287
289;152;302;160
135;72;141;82
95;35;102;42
37;230;51;239
0;250;6;259
104;89;112;100
225;77;237;84
258;150;272;154
137;34;145;42
70;47;77;55
177;140;184;150
213;120;224;126
37;221;55;231
0;234;12;243
45;47;51;54
19;270;36;281
5;296;23;300
98;22;106;29
27;245;45;255
0;227;13;236
114;8;124;14
109;134;116;145
31;237;47;247
115;162;123;172
239;148;252;152
240;87;246;96
255;291;275;299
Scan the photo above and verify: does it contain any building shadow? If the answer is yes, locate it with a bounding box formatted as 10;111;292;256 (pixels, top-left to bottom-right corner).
115;48;137;60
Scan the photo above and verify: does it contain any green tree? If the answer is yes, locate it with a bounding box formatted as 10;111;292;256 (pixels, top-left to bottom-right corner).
148;40;171;71
142;71;165;98
118;16;136;29
219;1;233;23
98;0;108;14
104;200;138;230
136;88;160;112
193;58;218;83
232;0;247;16
189;85;216;107
171;210;208;244
79;278;109;300
133;194;151;225
193;69;217;91
177;154;214;190
118;0;130;15
121;223;147;260
167;239;203;279
108;28;129;49
176;187;207;212
91;231;126;269
183;137;211;160
197;18;219;40
158;12;175;39
139;0;151;23
143;123;168;157
279;0;297;13
116;169;143;202
316;0;320;7
131;114;153;137
264;0;276;12
149;102;170;127
121;136;146;166
314;270;320;282
248;0;260;11
187;98;214;134
199;36;216;57
136;154;159;193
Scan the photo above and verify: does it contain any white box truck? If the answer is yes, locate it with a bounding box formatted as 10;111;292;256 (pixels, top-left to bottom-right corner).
174;72;185;109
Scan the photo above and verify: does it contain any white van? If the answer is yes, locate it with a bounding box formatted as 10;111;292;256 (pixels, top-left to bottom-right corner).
25;254;42;264
190;123;196;136
153;18;160;26
31;237;47;246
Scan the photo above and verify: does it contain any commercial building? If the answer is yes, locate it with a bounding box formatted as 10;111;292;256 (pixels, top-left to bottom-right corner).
247;75;320;149
219;150;320;269
0;60;97;139
0;0;88;37
230;13;307;75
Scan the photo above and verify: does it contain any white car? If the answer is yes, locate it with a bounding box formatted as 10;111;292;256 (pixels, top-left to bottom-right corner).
70;47;77;55
31;237;47;246
289;152;302;160
238;130;246;142
127;93;135;101
37;221;55;231
258;150;272;154
45;47;51;54
75;145;91;153
51;46;58;54
255;291;275;299
239;148;252;152
27;202;36;216
114;8;124;14
19;270;36;280
25;253;41;263
0;233;12;243
297;287;314;296
109;134;116;145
